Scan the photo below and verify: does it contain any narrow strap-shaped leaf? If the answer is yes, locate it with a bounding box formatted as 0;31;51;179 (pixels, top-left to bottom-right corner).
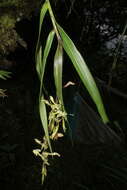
57;24;109;123
39;95;52;152
36;30;55;152
36;46;52;151
54;42;63;104
39;30;55;99
0;70;11;80
35;1;48;62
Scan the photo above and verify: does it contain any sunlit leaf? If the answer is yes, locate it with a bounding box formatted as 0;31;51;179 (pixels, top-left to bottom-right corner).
54;42;63;104
57;24;109;124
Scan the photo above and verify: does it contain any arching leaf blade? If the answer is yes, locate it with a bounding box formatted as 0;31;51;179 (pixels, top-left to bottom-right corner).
54;43;63;104
57;24;109;124
39;30;55;98
36;45;52;151
35;1;48;64
36;30;55;152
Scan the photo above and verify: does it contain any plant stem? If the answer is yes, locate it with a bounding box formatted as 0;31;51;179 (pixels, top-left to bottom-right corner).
108;20;127;87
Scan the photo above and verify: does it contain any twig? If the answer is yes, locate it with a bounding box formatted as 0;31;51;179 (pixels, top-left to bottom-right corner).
96;77;127;99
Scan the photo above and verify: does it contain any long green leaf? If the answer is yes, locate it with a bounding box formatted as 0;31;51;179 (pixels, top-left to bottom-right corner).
39;30;55;98
36;31;55;153
37;31;55;152
36;31;55;152
36;44;52;151
54;42;63;104
36;43;52;151
57;24;109;123
35;2;55;152
35;1;48;63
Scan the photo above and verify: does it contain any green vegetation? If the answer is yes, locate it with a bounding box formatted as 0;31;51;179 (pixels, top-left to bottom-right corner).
0;70;11;96
0;0;39;58
33;0;109;183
